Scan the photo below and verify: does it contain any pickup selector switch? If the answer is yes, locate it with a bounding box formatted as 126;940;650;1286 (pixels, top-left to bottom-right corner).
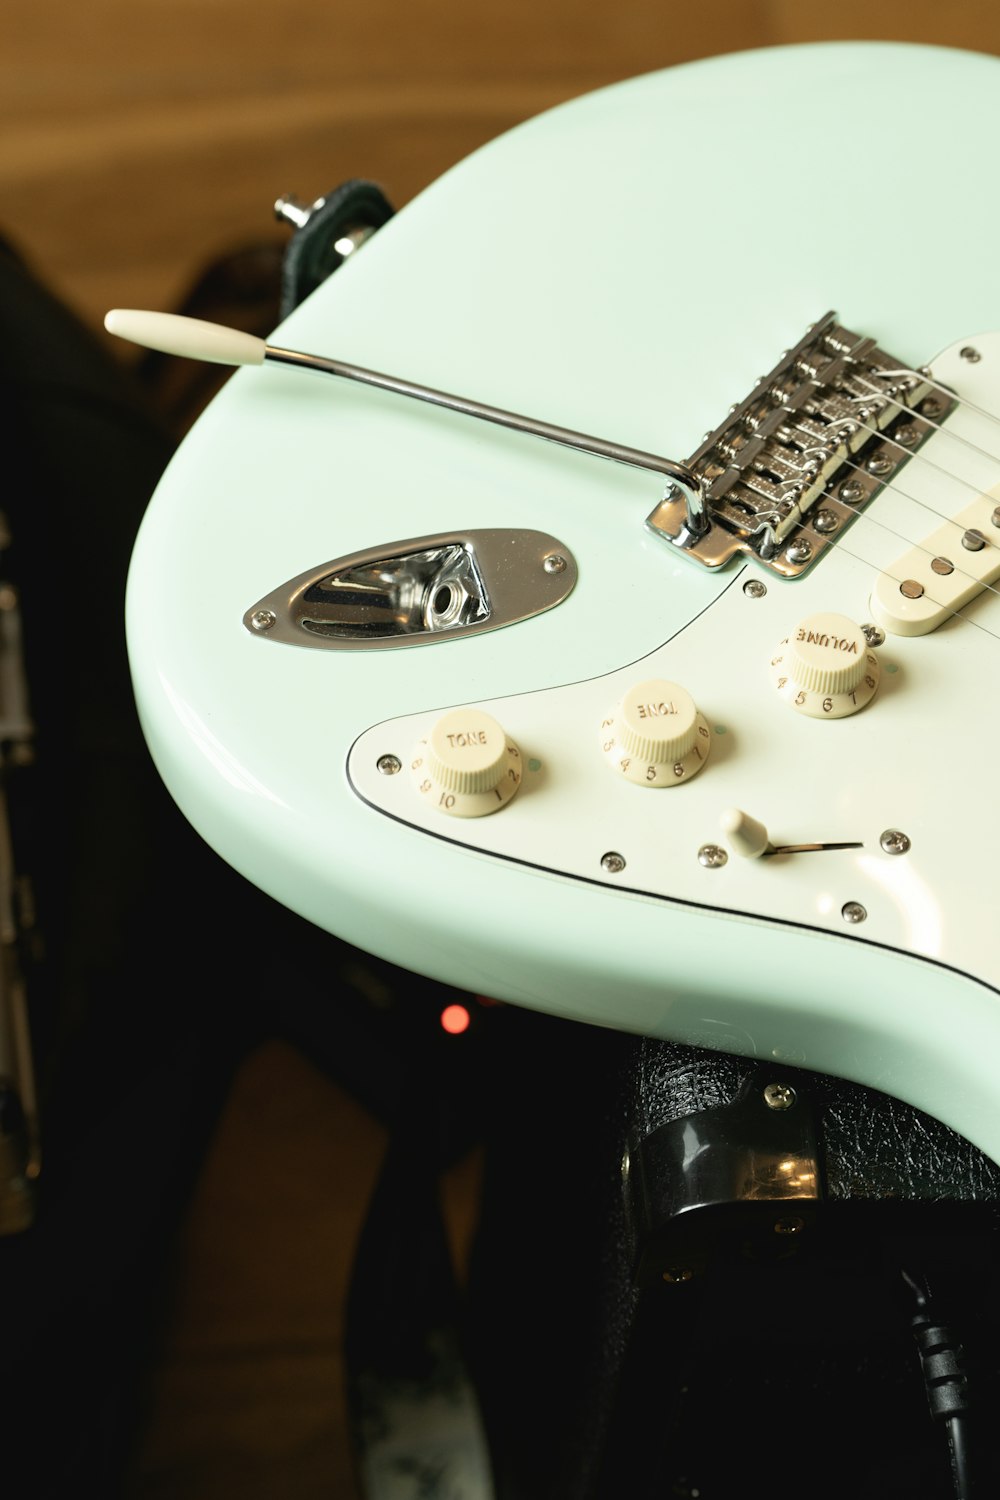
601;678;711;786
770;612;880;719
412;707;522;816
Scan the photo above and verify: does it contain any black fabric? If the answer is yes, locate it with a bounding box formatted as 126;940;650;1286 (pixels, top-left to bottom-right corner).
279;179;395;318
0;240;463;1497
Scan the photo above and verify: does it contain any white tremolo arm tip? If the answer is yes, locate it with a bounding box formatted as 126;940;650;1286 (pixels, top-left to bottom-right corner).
104;309;267;367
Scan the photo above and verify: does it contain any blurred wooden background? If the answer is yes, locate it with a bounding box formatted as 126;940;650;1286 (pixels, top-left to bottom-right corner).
6;1;1000;340
7;3;1000;1496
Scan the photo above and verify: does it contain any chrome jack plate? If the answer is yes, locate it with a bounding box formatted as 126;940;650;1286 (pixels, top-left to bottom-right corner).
244;528;577;651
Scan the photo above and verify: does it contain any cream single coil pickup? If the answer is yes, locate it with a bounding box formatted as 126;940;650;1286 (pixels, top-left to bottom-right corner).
870;486;1000;636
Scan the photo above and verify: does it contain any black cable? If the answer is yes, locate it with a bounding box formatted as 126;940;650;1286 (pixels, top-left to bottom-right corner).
902;1268;975;1499
947;1410;974;1500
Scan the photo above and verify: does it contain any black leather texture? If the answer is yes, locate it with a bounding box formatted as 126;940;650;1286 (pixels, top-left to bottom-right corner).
628;1037;1000;1207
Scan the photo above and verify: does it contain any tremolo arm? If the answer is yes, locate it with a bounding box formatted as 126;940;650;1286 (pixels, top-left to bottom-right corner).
102;308;944;585
648;312;951;578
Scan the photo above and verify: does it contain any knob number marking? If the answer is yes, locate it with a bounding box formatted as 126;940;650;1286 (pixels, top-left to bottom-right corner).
602;677;711;787
413;708;523;817
771;613;880;719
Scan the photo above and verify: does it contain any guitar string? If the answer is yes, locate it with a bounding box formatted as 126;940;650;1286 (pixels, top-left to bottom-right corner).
814;525;1000;644
722;332;995;548
825;415;998;522
726;378;1000;628
762;429;1000;638
780;419;1000;608
731;335;1000;607
846;368;1000;476
774;329;1000;518
865;362;1000;435
785;334;1000;520
766;398;1000;635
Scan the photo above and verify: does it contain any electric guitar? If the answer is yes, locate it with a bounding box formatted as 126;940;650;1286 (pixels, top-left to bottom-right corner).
118;41;1000;1163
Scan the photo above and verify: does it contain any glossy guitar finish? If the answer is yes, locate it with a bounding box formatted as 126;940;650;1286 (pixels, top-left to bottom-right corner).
126;43;1000;1159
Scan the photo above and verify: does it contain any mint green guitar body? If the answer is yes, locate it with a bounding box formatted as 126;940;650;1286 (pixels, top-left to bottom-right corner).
127;43;1000;1160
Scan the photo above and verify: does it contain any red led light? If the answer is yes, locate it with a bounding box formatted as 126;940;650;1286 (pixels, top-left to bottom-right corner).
440;1003;471;1035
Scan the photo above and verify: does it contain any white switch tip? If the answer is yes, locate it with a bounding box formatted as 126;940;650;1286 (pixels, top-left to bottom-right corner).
720;807;771;859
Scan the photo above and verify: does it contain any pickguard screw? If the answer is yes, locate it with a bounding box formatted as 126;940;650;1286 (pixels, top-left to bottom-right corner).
774;1215;806;1236
921;396;944;418
838;479;865;504
894;424;918;448
866;454;893;477
377;754;402;775
743;579;767;599
764;1082;796;1111
785;539;812;565
698;844;728;868
543;553;567;574
842;901;867;924
960;346;982;363
861;623;885;646
880;829;911;855
962;529;987;552
601;851;626;874
812;508;839;534
250;608;276;631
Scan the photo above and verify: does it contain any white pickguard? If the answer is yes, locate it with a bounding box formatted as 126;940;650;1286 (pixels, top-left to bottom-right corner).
349;333;1000;989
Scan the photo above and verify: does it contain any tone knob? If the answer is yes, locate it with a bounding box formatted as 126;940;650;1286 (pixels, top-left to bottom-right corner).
601;678;711;786
769;612;880;719
411;707;522;816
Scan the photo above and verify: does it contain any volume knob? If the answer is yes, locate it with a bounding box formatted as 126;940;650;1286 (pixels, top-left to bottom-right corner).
770;612;880;719
601;678;711;786
412;707;522;816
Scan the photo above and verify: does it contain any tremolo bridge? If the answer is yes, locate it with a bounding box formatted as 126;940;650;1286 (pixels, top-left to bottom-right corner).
647;312;953;578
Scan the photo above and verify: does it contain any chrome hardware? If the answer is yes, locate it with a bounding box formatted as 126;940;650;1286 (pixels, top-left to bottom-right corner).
697;844;728;868
273;192;327;230
841;902;867;924
377;755;402;776
880;829;911;855
861;623;885;646
763;1082;796;1111
784;539;813;565
646;313;955;578
263;344;702;517
245;529;577;651
742;579;767;599
601;852;626;874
